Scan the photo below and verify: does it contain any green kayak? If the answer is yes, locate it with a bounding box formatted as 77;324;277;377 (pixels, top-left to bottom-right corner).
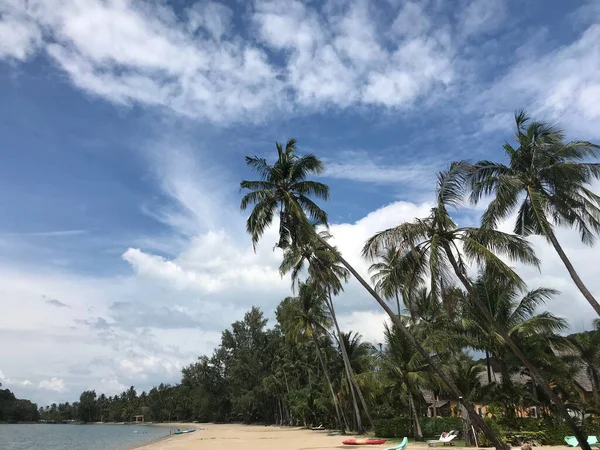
173;429;196;435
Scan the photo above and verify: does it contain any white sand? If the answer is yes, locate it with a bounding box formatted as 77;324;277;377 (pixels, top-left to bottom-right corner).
136;423;565;450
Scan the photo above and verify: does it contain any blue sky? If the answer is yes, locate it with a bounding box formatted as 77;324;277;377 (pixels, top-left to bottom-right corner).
1;0;600;404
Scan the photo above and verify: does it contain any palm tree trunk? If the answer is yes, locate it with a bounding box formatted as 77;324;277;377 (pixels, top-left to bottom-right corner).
590;368;599;408
408;390;423;440
326;292;374;428
325;295;364;433
318;237;507;450
442;243;591;450
485;351;492;384
311;333;346;434
460;402;473;446
546;228;600;316
395;291;402;317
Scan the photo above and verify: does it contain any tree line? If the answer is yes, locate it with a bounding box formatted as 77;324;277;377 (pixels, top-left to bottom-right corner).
38;111;600;450
0;383;39;423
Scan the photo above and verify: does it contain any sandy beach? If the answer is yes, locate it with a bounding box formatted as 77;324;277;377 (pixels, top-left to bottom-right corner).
137;423;404;450
136;423;567;450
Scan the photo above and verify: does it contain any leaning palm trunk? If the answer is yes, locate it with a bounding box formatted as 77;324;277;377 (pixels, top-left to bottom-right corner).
317;237;507;450
325;293;374;429
394;291;402;317
442;244;591;450
546;228;600;316
311;333;347;433
460;402;473;446
408;391;423;440
324;295;363;432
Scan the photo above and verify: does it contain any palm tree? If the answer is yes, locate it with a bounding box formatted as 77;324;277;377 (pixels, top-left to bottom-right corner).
448;354;485;445
277;282;347;432
240;139;329;250
467;111;600;316
363;163;590;450
567;331;600;408
241;142;506;448
369;245;405;317
280;231;372;432
460;269;571;412
383;322;427;440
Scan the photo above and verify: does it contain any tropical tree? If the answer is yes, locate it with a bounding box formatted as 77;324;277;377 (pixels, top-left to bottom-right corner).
240;139;328;250
467;111;600;316
383;322;427;440
240;141;506;449
567;330;600;408
363;163;590;450
280;231;372;432
369;245;405;316
460;269;569;385
277;282;346;432
448;354;485;444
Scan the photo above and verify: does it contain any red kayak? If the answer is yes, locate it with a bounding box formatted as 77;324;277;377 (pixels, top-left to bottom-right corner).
342;439;387;445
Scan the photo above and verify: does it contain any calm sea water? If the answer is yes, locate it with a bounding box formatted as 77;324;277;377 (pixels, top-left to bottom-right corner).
0;424;170;450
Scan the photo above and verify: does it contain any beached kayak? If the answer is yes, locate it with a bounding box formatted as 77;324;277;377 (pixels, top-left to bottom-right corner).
174;429;196;435
342;439;387;445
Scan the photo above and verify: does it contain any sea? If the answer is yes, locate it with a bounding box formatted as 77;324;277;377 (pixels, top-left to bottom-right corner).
0;423;170;450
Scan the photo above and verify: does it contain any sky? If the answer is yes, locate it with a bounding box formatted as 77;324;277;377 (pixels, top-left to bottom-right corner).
1;0;600;406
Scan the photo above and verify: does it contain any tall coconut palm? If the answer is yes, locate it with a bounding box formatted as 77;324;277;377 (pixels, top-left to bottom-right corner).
369;245;406;317
277;283;347;432
383;322;427;440
363;163;590;450
448;354;485;445
467;111;600;316
280;231;372;432
241;142;506;448
240;139;329;250
459;269;569;391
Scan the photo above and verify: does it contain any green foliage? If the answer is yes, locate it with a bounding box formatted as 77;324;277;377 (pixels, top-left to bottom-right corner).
374;417;412;438
0;385;39;423
420;417;463;438
375;417;463;438
477;417;600;446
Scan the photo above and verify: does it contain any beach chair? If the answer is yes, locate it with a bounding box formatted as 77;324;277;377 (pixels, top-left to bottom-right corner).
564;436;599;447
428;430;458;447
565;436;579;447
385;436;408;450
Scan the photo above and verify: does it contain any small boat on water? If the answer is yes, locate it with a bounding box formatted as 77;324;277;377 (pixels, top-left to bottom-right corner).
342;438;387;445
173;429;196;435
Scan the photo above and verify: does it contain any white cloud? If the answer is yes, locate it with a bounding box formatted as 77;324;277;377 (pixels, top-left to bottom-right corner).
0;0;460;122
339;310;391;346
458;0;507;37
473;23;600;139
39;377;66;392
0;1;42;61
324;152;438;189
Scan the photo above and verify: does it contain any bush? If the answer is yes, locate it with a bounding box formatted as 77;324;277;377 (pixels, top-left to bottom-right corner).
421;417;463;438
374;417;412;438
478;417;600;446
374;417;463;438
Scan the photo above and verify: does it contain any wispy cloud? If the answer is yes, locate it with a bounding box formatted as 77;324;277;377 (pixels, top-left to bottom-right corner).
322;151;438;190
471;21;600;138
0;0;491;123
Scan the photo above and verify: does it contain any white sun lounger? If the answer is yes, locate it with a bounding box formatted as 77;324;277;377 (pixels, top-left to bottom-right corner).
428;430;459;447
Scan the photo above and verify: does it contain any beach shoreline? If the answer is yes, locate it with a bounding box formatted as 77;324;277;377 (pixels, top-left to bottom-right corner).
132;423;202;449
131;423;581;450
